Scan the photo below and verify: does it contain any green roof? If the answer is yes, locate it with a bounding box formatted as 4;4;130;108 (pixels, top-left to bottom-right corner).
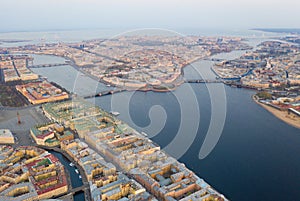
30;127;41;137
45;138;59;143
36;158;52;167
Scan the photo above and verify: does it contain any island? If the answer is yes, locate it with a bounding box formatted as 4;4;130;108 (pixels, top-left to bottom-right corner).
212;39;300;129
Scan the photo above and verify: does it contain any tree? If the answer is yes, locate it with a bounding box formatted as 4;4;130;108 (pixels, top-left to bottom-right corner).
256;91;272;100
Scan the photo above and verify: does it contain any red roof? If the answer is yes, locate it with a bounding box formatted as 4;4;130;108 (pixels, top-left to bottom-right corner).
36;131;54;139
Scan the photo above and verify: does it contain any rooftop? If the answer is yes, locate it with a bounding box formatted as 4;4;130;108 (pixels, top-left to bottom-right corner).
0;129;13;138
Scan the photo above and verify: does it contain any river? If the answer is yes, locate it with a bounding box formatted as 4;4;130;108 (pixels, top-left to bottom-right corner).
5;30;300;201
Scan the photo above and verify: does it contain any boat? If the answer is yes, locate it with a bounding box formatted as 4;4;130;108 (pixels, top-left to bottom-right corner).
75;169;79;174
141;132;148;137
110;111;120;116
79;175;82;179
69;162;74;167
106;84;111;87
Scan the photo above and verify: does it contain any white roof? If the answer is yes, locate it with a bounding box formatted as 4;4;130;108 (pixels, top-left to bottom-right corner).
0;129;13;137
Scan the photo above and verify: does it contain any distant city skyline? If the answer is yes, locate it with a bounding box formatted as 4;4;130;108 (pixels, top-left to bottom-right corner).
1;0;300;32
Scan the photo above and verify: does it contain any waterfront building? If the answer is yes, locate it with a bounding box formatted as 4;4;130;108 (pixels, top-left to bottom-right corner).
44;100;228;200
61;139;155;201
130;158;227;201
16;81;69;105
42;99;103;126
90;173;154;201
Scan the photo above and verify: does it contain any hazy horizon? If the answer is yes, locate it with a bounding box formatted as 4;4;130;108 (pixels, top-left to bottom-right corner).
1;0;300;33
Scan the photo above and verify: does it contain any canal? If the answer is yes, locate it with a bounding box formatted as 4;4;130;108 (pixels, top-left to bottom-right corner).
49;151;85;201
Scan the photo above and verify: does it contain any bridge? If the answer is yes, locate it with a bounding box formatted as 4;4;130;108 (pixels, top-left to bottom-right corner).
83;80;226;99
203;58;224;62
28;63;68;68
70;184;89;194
83;89;127;99
184;79;223;83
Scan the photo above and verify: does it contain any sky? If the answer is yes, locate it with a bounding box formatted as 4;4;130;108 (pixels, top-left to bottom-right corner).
1;0;300;32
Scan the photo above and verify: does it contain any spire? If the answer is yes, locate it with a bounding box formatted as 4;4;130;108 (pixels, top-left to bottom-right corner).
17;112;21;124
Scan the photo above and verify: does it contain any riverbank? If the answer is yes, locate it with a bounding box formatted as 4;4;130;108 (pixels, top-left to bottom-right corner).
253;95;300;129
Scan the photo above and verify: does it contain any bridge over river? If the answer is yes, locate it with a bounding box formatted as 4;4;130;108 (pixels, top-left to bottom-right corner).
28;63;68;68
184;79;223;83
83;79;223;99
